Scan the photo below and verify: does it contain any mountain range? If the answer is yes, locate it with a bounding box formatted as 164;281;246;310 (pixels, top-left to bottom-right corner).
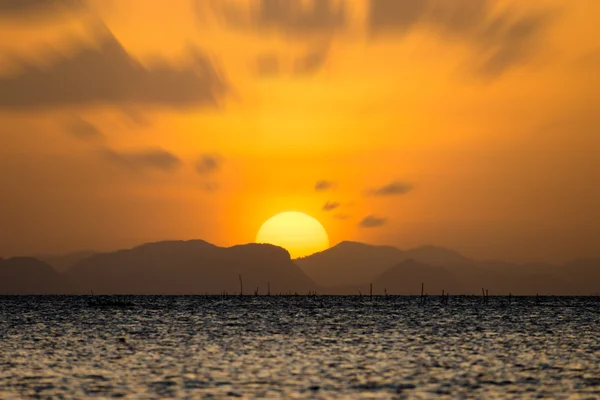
1;240;598;295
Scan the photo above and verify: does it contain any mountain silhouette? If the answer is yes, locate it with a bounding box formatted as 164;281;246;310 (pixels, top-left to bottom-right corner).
1;240;597;295
295;241;404;287
296;241;599;295
295;241;474;287
372;259;465;295
39;251;96;272
66;240;317;294
402;245;473;267
0;257;73;294
561;259;600;295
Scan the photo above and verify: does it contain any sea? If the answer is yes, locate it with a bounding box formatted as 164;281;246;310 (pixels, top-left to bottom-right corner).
1;296;599;399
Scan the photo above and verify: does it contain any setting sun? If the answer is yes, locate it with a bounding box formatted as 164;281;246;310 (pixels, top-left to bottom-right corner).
256;212;329;259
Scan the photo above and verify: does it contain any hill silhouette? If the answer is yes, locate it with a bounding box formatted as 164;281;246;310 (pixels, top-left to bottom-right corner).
295;241;404;287
562;259;600;295
39;251;97;272
371;259;465;295
295;241;473;288
296;241;599;295
1;240;598;295
0;257;73;294
66;240;317;294
402;245;473;267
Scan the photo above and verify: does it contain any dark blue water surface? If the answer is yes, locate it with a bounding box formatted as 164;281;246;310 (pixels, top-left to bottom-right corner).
1;296;599;399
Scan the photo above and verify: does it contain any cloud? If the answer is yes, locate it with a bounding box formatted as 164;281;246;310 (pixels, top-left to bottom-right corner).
334;213;350;220
476;12;550;77
100;147;181;172
322;201;340;211
367;0;552;76
368;181;413;196
293;45;330;75
359;215;387;228
315;180;335;191
214;0;347;36
0;30;227;109
203;182;219;192
255;54;281;77
0;0;83;19
66;117;103;141
195;154;223;175
119;106;151;128
369;1;428;34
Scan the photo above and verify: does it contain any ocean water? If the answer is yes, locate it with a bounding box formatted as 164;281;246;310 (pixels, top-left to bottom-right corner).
1;296;599;399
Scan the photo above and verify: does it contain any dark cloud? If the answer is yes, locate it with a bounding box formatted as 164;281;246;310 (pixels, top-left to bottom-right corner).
255;54;281;77
0;0;82;19
203;182;219;192
334;213;350;220
369;1;427;34
215;0;347;36
0;31;227;109
100;147;181;172
368;0;552;76
368;181;413;196
195;154;223;175
322;201;340;211
66;117;103;141
476;12;550;77
369;0;492;36
359;215;387;228
315;180;335;191
293;45;329;75
119;106;151;128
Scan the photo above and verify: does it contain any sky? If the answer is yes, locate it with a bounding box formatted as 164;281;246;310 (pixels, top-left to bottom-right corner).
0;0;599;263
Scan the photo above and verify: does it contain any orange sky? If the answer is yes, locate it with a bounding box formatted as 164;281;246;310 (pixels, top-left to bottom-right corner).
0;0;599;262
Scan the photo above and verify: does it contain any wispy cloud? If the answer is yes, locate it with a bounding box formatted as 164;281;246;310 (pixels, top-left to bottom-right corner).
0;29;227;109
195;154;223;175
213;0;347;36
100;147;181;172
255;53;281;77
0;0;83;19
359;215;387;228
315;180;335;191
202;182;219;193
293;44;330;75
66;117;103;141
367;0;553;77
367;181;413;196
322;201;341;211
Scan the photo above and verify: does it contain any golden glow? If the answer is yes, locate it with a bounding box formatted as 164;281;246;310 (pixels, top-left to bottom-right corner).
255;212;329;258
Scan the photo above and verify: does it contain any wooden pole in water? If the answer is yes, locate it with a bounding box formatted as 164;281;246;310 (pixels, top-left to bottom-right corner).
370;283;373;298
268;281;271;296
421;282;424;305
239;274;243;297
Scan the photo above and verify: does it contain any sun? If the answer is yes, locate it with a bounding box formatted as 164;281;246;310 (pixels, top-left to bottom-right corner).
256;211;329;259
